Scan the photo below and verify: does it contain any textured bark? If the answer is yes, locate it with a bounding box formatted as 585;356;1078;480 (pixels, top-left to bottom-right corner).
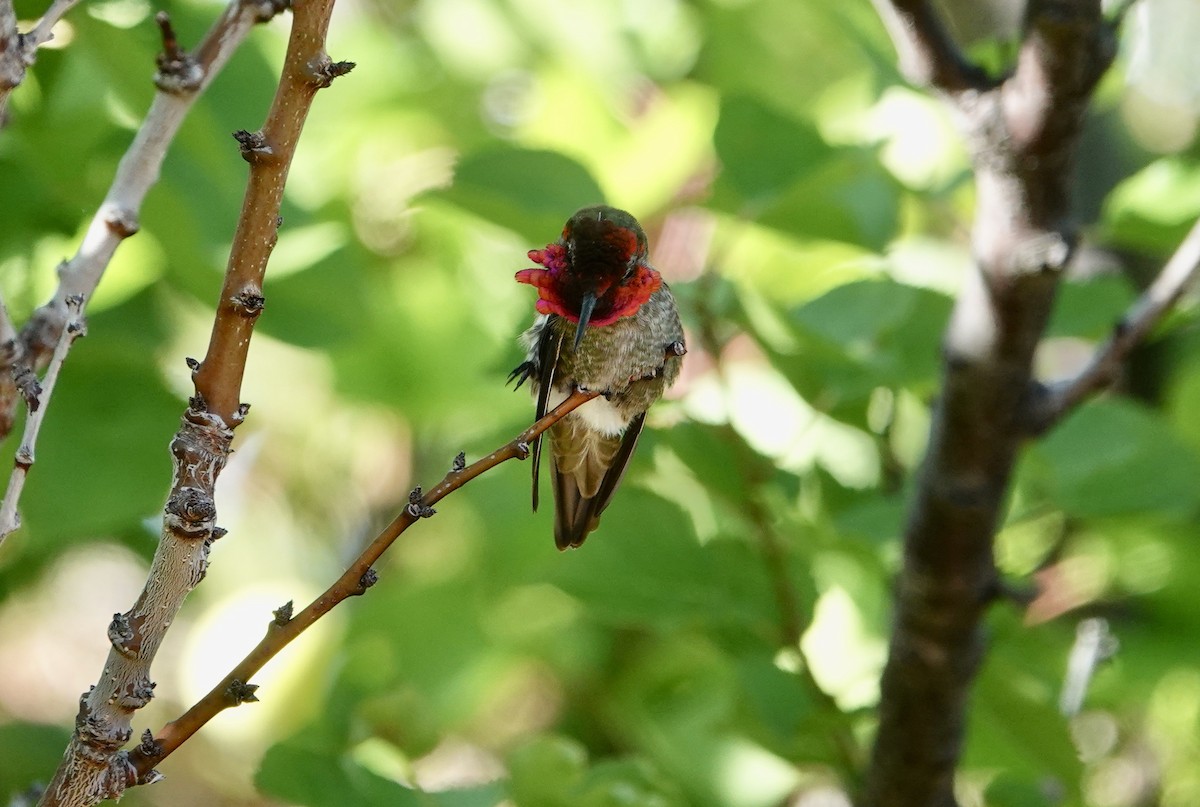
863;2;1117;805
35;0;347;803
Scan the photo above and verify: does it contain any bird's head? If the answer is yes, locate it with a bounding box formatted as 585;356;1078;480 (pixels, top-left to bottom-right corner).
516;205;662;348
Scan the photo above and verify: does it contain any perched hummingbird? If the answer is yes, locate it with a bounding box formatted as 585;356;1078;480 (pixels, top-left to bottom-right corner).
510;205;685;550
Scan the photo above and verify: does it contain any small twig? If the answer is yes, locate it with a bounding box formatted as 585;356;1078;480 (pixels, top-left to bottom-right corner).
0;294;18;368
0;0;81;118
23;0;79;51
868;0;994;95
1032;216;1200;430
127;386;601;779
0;2;18;124
153;12;203;94
0;296;85;544
1059;617;1118;716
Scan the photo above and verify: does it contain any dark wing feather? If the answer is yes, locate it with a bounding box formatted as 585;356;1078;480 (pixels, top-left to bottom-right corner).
530;322;564;513
553;412;646;550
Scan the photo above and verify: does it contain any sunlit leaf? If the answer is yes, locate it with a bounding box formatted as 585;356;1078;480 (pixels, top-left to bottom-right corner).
1031;399;1200;519
753;279;950;424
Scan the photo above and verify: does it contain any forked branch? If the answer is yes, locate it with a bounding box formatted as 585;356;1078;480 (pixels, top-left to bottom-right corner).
0;0;291;552
0;0;82;118
0;295;85;541
1031;216;1200;430
867;0;994;95
126;385;604;778
36;0;348;803
865;1;1119;805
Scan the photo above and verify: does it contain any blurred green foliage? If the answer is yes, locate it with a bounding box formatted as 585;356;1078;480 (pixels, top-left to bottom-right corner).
2;0;1200;806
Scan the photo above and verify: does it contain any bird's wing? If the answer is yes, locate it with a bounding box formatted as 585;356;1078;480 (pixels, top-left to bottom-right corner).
530;321;563;513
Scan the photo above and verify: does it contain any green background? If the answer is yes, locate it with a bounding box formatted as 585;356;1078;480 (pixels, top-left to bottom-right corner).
2;0;1199;805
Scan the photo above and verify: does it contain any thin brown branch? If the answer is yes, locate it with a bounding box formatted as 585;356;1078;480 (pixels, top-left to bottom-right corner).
125;386;601;779
191;14;354;422
1032;216;1200;430
0;0;287;443
864;2;1119;806
868;0;994;95
0;295;84;544
36;1;345;804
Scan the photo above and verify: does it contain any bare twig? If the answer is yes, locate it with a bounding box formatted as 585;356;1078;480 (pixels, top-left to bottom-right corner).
1059;617;1118;716
0;0;287;442
864;1;1119;805
0;296;84;543
35;1;346;804
868;0;994;95
0;0;19;122
23;0;79;51
1032;216;1200;430
0;0;82;120
126;386;602;778
0;294;17;368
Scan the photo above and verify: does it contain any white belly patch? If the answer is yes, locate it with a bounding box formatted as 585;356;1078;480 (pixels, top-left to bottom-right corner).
545;388;630;436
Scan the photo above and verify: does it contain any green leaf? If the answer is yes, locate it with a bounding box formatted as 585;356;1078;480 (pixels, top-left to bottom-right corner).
756;148;900;250
711;96;898;247
570;758;688;807
756;279;950;424
551;489;779;631
438;148;606;243
732;652;820;757
506;735;589;807
1047;276;1135;340
1031;399;1200;519
965;615;1082;799
657;422;753;506
713;95;831;209
984;774;1058;807
0;723;72;800
1102;157;1200;255
256;742;422;807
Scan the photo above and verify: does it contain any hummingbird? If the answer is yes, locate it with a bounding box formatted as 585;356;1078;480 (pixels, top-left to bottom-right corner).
510;205;685;550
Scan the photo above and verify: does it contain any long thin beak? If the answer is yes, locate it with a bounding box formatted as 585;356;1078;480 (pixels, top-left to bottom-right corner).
574;290;597;350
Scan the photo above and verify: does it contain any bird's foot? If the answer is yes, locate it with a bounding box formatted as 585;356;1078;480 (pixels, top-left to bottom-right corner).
634;342;688;382
576;383;614;401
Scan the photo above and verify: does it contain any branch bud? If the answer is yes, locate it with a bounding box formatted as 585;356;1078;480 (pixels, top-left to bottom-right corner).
226;679;260;705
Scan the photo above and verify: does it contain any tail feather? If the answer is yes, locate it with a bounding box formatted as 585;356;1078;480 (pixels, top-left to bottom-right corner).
551;413;646;550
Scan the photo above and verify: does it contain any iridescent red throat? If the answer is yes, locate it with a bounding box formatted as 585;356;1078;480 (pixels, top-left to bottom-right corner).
515;241;662;327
